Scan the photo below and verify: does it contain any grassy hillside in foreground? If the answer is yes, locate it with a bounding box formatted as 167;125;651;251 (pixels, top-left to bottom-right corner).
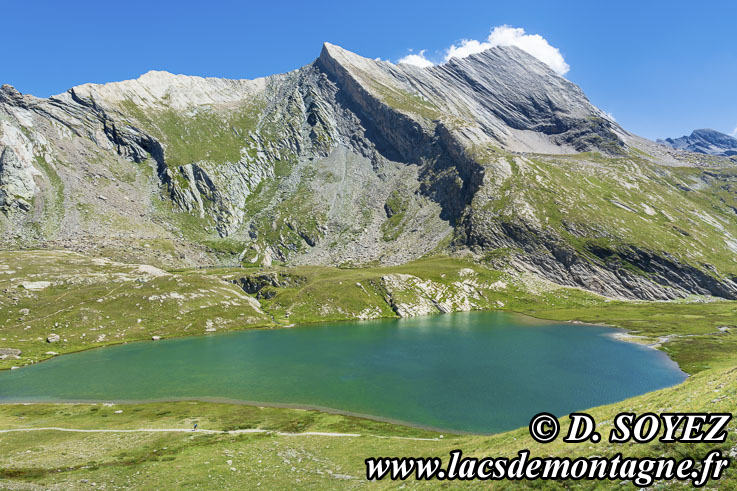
0;365;735;489
1;250;736;488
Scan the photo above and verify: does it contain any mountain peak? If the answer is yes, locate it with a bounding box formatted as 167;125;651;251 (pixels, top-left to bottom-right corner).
320;41;342;54
690;128;730;140
0;84;27;107
315;40;624;154
659;128;737;156
446;44;557;76
61;68;268;111
318;42;386;73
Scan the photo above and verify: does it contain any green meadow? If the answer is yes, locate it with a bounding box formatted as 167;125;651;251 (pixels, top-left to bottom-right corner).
0;250;735;489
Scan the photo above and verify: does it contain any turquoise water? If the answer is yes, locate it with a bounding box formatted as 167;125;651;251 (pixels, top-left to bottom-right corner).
0;312;686;433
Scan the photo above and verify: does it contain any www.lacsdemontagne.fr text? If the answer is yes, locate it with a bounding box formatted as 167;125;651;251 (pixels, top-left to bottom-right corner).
366;449;729;486
365;412;732;486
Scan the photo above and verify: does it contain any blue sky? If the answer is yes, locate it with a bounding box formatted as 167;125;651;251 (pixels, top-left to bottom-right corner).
2;0;735;140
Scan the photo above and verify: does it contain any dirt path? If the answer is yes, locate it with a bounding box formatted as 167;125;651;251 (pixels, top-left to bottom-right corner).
0;427;441;441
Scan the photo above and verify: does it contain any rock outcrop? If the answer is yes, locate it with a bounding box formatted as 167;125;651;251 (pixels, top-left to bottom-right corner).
232;272;305;299
0;348;21;360
0;121;40;213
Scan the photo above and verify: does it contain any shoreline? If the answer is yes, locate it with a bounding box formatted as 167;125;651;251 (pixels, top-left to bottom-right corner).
0;308;533;372
2;306;659;368
509;310;693;372
0;397;471;436
0;309;691;436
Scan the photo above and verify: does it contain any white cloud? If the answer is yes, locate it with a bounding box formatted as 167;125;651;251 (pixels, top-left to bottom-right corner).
444;39;490;61
395;26;570;76
731;125;737;137
397;50;434;68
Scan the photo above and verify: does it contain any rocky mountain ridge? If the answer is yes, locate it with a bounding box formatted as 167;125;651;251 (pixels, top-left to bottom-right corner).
1;43;737;301
658;128;737;157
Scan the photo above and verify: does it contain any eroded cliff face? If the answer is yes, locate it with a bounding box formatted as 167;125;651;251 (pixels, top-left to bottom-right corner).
1;43;736;300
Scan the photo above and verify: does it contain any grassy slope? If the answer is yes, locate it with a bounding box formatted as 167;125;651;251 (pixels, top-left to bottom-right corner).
117;99;264;168
1;251;611;370
0;367;734;489
0;251;271;369
1;250;736;488
488;152;737;277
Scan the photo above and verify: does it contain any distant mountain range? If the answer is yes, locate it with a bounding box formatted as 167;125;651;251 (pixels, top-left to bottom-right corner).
658;128;737;156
